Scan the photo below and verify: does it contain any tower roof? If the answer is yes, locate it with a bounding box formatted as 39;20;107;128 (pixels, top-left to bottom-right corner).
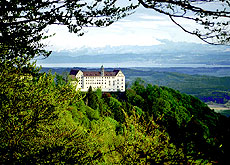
69;69;80;75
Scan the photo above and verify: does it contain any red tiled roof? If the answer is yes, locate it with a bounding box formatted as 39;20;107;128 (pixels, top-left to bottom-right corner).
69;69;120;77
83;71;119;76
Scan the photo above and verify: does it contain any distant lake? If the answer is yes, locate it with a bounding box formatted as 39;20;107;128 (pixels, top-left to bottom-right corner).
36;62;230;68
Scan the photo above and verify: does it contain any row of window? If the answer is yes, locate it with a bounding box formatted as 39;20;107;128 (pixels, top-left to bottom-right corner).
85;82;124;85
77;82;124;86
83;77;124;80
84;79;124;81
86;82;106;85
85;76;116;79
77;77;124;82
84;86;124;89
84;80;123;83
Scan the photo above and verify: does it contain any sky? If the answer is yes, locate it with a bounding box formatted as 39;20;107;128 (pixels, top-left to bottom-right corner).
44;5;204;51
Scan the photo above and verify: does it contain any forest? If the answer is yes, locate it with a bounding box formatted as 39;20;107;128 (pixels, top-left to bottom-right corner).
1;64;230;164
2;0;230;164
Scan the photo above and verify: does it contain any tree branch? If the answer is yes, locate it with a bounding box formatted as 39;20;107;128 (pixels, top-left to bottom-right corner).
169;15;221;45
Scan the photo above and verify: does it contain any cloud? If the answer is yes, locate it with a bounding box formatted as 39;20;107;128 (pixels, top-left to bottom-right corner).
44;7;204;51
138;15;166;21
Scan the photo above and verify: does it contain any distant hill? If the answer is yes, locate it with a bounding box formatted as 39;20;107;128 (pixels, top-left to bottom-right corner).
36;40;230;67
40;67;230;104
126;70;230;104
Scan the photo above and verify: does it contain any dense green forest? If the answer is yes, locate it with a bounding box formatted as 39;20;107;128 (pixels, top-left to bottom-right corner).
2;0;230;164
1;64;230;164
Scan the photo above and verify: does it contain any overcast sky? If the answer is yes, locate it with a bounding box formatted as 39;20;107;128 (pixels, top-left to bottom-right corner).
45;5;204;51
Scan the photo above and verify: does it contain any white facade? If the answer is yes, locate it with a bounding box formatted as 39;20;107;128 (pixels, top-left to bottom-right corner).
70;66;125;92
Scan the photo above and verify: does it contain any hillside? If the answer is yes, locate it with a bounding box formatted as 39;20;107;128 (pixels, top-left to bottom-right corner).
1;65;230;163
126;70;230;104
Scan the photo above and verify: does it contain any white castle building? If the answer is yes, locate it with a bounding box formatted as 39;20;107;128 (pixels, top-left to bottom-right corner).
69;66;125;92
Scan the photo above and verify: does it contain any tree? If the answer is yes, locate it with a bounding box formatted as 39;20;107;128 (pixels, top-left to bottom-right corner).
131;78;146;96
138;0;230;45
0;65;83;163
115;110;185;164
86;86;99;110
0;0;137;67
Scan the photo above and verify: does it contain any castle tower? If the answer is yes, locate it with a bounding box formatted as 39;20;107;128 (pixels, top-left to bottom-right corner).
101;65;104;76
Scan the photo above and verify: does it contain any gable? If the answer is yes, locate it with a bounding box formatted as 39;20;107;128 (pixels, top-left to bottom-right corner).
116;70;125;77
